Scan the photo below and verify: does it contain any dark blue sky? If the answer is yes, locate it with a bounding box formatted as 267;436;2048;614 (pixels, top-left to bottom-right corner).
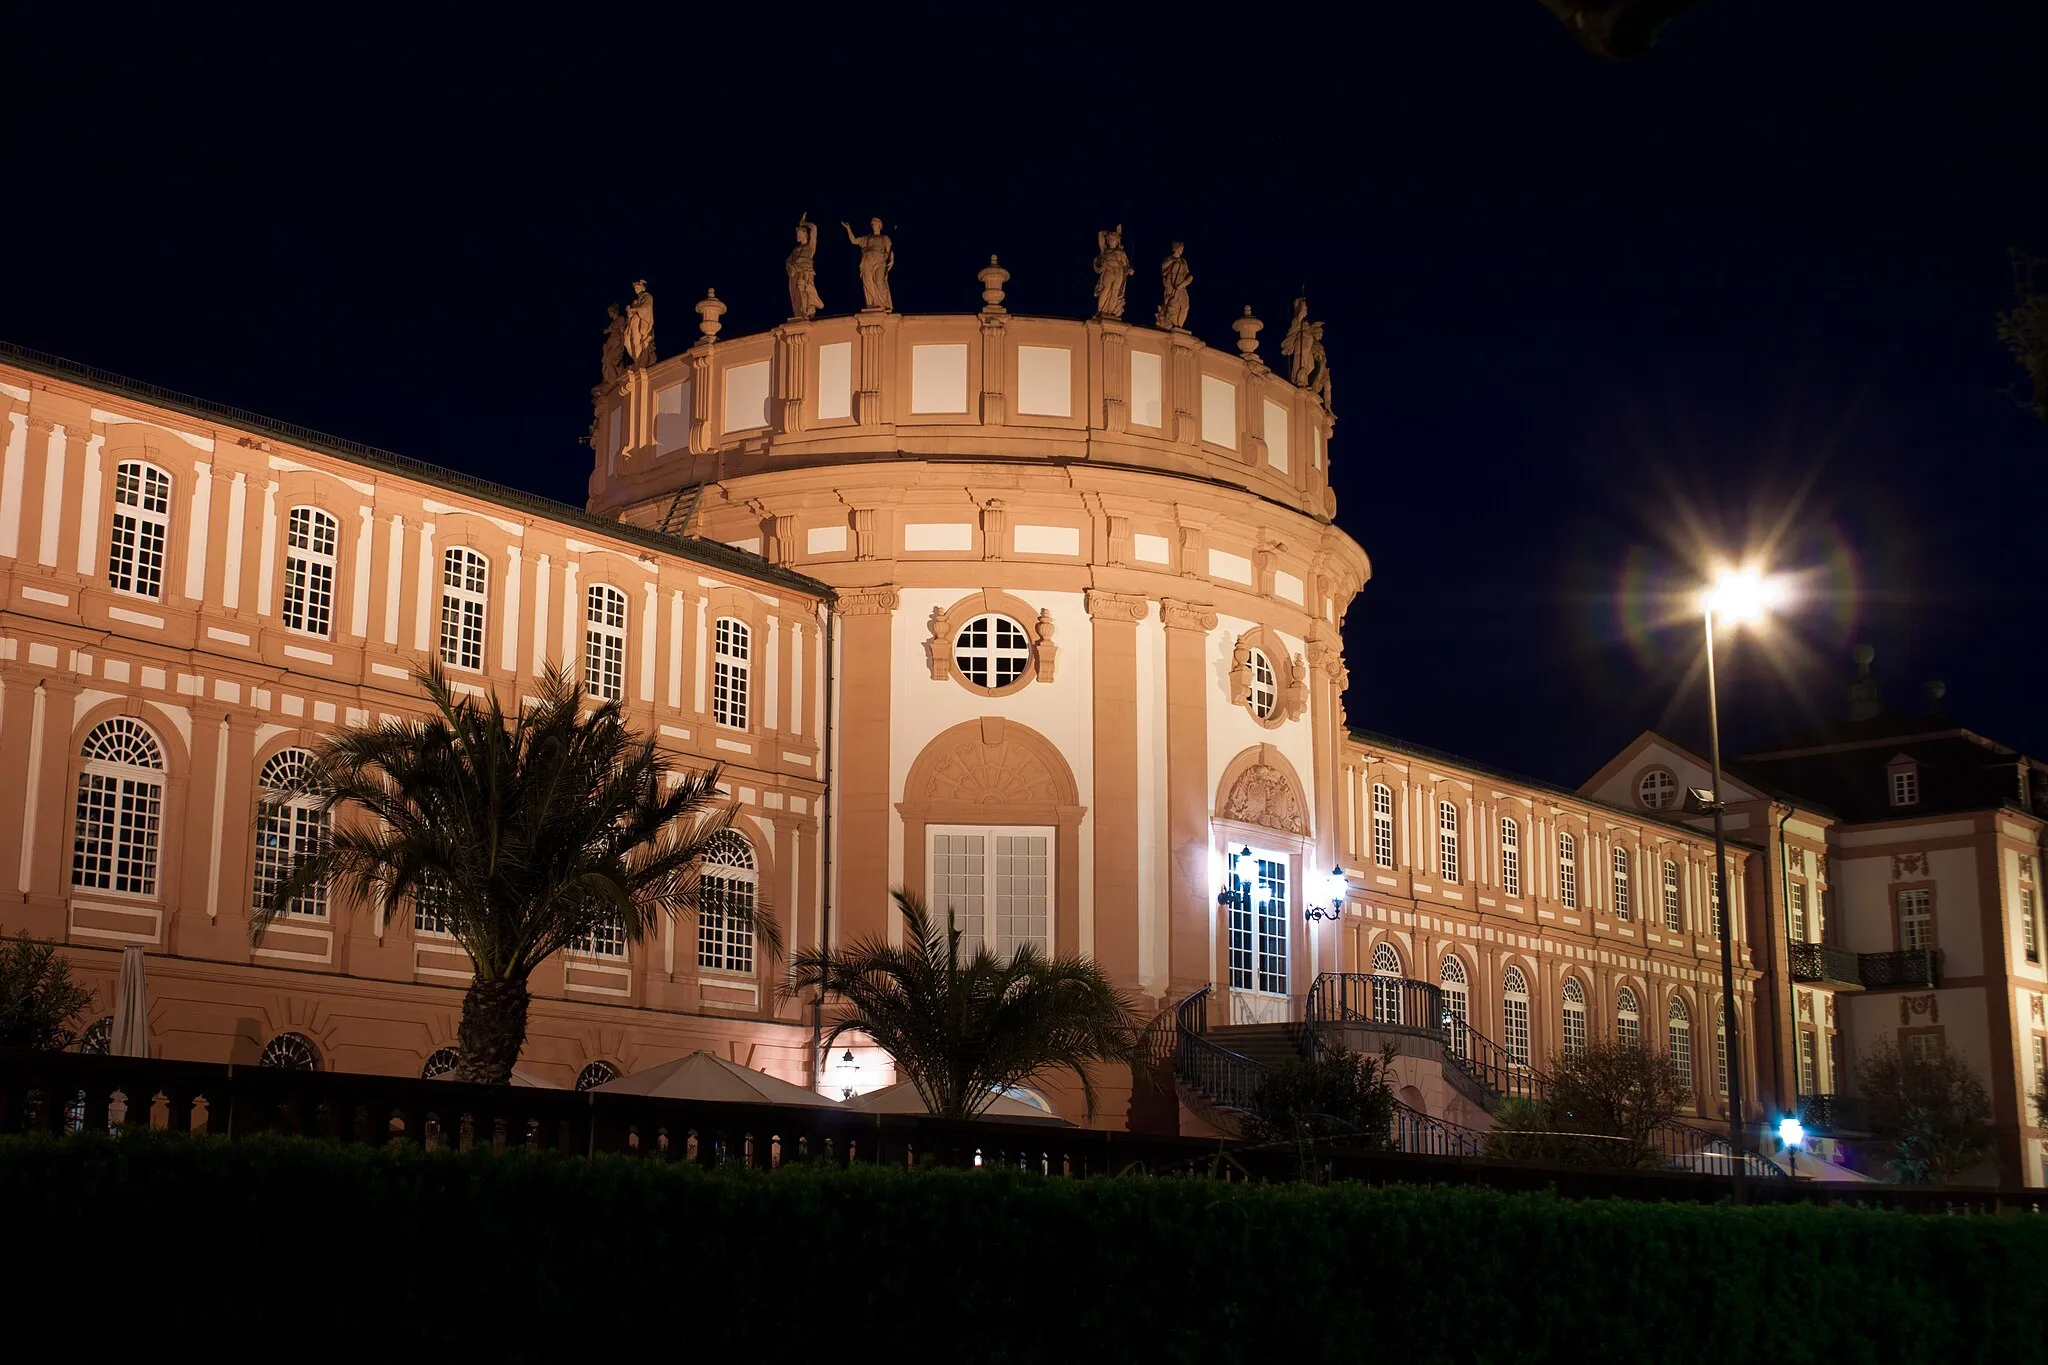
5;3;2044;785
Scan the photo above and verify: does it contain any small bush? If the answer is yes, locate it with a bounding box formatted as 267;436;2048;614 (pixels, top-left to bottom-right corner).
0;929;93;1050
1481;1041;1687;1169
1245;1044;1396;1148
1857;1037;1994;1184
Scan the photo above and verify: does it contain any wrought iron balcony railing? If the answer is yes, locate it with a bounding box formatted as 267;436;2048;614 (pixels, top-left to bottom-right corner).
1858;949;1942;990
1787;941;1862;988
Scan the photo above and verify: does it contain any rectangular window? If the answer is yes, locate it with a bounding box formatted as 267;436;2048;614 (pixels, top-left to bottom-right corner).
1562;1005;1587;1058
2022;885;2039;964
2033;1037;2047;1105
584;585;628;702
1500;819;1521;898
713;617;751;730
252;801;329;919
1891;768;1919;806
1904;1030;1942;1064
1827;1031;1841;1093
71;772;162;897
280;507;339;638
1559;836;1578;910
929;826;1051;958
1897;888;1933;951
1710;872;1723;938
1717;1023;1729;1094
1671;1019;1693;1094
1503;995;1530;1068
1226;849;1289;995
107;462;171;600
574;910;627;959
1797;1028;1818;1096
1663;860;1681;931
1611;847;1630;921
1789;881;1809;942
414;875;453;937
438;548;488;671
1371;785;1395;869
1438;802;1459;883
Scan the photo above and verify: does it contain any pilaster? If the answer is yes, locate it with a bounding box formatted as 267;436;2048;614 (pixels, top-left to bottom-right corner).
834;586;899;946
1086;591;1148;989
1159;597;1217;1005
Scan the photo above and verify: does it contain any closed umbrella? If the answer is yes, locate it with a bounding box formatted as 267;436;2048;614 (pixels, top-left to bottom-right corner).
841;1079;1073;1126
594;1050;842;1107
109;945;148;1057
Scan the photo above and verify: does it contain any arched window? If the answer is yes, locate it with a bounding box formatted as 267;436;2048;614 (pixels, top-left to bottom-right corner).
1558;832;1578;909
1561;977;1588;1058
1615;986;1641;1049
1247;648;1278;720
1502;966;1531;1067
1716;1015;1729;1094
1370;784;1395;868
438;547;488;671
1662;858;1681;930
252;749;329;919
72;718;166;897
713;617;751;729
1638;768;1677;810
576;1060;619;1092
1710;870;1724;938
259;1032;320;1071
1611;846;1630;921
1438;801;1460;883
421;1047;461;1079
107;461;171;600
281;507;339;638
953;613;1031;691
1499;817;1521;897
697;829;758;975
1439;956;1470;1057
76;1016;113;1056
1668;996;1694;1093
584;584;629;701
1370;943;1404;1024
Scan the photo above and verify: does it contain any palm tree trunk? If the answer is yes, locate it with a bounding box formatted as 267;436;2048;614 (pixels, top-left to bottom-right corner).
454;976;531;1084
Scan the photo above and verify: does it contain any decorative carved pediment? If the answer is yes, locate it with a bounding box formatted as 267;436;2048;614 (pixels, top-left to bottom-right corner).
1223;763;1305;835
918;719;1066;807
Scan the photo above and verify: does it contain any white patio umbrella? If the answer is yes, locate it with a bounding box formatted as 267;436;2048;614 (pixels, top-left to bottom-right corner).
840;1079;1073;1126
593;1050;842;1107
109;945;149;1057
429;1066;560;1088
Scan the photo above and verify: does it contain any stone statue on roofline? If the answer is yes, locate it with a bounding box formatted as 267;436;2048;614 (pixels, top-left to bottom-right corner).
599;303;627;385
1092;225;1133;320
1156;241;1192;331
786;214;824;321
1281;296;1313;387
1306;322;1333;413
623;280;656;368
842;216;894;311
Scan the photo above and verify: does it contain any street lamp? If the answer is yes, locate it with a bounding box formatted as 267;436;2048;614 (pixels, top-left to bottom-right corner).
1699;564;1789;1205
1777;1115;1806;1179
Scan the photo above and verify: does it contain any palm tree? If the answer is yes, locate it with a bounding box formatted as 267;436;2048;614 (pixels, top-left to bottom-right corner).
787;889;1140;1120
254;665;766;1083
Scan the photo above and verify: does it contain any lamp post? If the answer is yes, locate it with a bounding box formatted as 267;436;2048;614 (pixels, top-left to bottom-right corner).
1777;1115;1806;1179
1700;565;1786;1206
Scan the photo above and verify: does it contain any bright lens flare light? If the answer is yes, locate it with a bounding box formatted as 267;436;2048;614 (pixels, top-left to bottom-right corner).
1703;566;1789;624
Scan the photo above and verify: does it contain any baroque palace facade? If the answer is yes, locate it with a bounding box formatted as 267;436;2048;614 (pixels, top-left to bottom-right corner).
7;233;2036;1182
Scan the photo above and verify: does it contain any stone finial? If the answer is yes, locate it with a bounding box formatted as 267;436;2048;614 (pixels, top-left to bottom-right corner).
696;289;727;341
1233;306;1264;360
979;255;1010;314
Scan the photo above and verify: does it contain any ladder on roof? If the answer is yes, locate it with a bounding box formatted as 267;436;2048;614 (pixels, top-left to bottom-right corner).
655;482;703;538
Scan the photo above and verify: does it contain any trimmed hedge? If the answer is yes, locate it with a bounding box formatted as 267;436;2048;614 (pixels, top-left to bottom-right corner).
7;1131;2045;1363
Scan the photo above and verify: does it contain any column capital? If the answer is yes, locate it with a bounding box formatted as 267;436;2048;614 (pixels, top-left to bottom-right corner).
1084;589;1148;622
835;585;900;617
1158;598;1217;632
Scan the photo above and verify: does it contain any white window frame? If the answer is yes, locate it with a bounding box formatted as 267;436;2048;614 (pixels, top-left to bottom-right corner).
1789;880;1809;942
1611;845;1630;921
1500;817;1521;898
1616;986;1641;1049
438;547;489;672
695;829;759;973
1370;943;1404;1024
107;460;172;601
1638;767;1677;810
1502;966;1531;1067
953;613;1032;691
713;616;751;730
1371;784;1395;869
1225;844;1289;996
1669;996;1694;1094
252;749;329;919
1890;767;1919;807
1440;956;1469;1055
1663;859;1681;931
71;717;166;899
280;506;340;639
1561;977;1588;1058
414;873;455;938
584;583;629;702
1897;888;1933;952
2021;883;2039;964
929;824;1054;960
1558;832;1578;909
1438;801;1460;884
1248;648;1278;720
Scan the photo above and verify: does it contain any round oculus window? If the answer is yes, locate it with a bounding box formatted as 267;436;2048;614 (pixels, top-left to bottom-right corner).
1638;768;1678;811
953;613;1031;689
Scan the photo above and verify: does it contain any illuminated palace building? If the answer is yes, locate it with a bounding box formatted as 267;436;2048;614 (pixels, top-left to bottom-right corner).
1;241;2041;1183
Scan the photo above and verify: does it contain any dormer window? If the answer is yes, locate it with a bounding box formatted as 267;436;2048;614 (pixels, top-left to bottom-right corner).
1887;755;1920;808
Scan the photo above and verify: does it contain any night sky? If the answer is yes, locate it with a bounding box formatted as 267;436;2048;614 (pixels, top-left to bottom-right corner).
5;4;2044;787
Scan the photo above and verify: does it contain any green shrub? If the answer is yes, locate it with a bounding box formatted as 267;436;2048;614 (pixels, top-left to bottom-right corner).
2;1130;2044;1363
0;928;93;1050
1245;1043;1396;1148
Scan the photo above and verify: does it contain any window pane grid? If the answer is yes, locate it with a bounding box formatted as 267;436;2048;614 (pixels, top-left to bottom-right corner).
954;614;1031;690
107;462;170;600
585;585;628;701
694;831;757;972
1502;969;1530;1067
1616;987;1641;1049
438;548;488;671
1897;888;1933;951
1669;999;1693;1092
1371;785;1394;869
281;508;339;638
71;719;165;898
1561;978;1587;1058
1438;802;1459;883
1248;649;1277;719
1663;860;1681;931
1611;847;1629;920
1500;818;1520;898
252;751;330;920
713;617;751;729
1558;834;1577;909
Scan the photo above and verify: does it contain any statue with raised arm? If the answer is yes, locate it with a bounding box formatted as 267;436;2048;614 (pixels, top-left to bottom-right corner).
1280;296;1313;387
842;216;894;311
786;214;824;321
1155;241;1192;330
623;279;656;367
599;303;627;385
1092;225;1133;320
1306;322;1333;412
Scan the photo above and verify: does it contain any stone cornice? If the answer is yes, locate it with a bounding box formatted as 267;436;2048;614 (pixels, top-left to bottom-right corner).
1084;589;1149;622
1159;597;1218;632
